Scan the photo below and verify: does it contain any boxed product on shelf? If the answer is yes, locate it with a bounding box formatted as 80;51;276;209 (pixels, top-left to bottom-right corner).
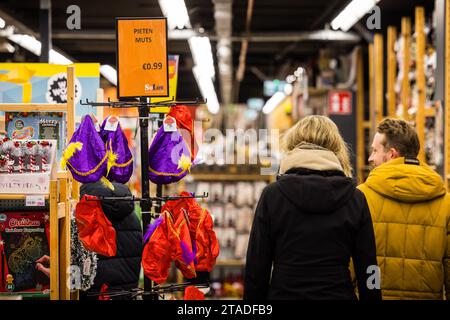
210;204;224;228
253;181;267;203
236;182;254;206
210;183;223;202
0;139;57;194
236;206;254;233
5;112;65;162
0;211;50;293
223;184;237;203
195;182;210;202
224;203;237;228
235;234;250;259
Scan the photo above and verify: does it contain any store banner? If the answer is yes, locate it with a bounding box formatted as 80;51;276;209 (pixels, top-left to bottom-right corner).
0;63;100;117
116;18;169;98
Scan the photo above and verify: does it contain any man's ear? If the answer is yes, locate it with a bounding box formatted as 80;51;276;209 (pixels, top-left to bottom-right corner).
389;148;399;159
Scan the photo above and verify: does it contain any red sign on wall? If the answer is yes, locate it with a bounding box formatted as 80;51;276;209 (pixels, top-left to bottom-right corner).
328;90;352;115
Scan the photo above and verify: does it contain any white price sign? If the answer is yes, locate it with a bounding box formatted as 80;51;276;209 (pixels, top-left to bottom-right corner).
26;195;46;207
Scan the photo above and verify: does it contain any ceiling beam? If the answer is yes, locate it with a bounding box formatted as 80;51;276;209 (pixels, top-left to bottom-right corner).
53;29;361;43
213;0;233;106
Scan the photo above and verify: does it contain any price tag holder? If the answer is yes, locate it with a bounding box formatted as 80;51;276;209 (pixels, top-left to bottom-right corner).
26;195;46;207
104;116;120;132
163;116;177;132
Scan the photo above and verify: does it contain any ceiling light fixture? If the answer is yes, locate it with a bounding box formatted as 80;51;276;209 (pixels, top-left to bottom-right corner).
7;33;73;64
99;65;117;86
158;0;191;30
331;0;380;32
262;91;286;114
189;36;220;114
193;66;220;114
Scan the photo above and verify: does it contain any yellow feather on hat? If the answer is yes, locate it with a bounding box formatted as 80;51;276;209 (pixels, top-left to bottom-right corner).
60;142;83;170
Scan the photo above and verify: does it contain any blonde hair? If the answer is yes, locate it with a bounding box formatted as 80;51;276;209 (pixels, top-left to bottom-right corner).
281;115;353;177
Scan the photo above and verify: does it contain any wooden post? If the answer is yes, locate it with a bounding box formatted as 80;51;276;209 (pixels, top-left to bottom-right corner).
369;43;375;138
66;66;79;201
356;47;365;183
401;17;411;120
58;178;71;300
387;26;397;117
49;180;59;300
374;34;384;124
445;0;450;187
415;7;426;163
96;88;104;120
66;66;75;145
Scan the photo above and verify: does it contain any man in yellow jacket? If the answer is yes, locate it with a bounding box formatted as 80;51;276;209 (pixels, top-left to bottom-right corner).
359;118;450;299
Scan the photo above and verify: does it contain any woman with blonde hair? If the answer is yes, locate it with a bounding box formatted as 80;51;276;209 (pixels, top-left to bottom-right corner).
244;115;380;300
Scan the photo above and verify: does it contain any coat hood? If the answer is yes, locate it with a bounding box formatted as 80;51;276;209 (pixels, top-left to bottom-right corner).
277;145;355;214
80;181;135;221
363;157;446;203
279;142;344;174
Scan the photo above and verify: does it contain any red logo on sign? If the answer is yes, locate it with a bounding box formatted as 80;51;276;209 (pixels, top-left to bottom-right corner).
328;91;352;115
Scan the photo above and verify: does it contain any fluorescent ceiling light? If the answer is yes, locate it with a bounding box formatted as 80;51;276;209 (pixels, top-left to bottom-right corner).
189;36;220;113
49;49;73;64
331;0;380;32
262;92;286;114
9;31;115;84
158;0;191;30
8;33;73;64
188;36;215;79
8;34;41;55
100;65;117;86
193;66;220;114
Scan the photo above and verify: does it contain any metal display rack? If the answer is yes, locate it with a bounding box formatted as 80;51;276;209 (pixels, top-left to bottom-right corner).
80;96;207;299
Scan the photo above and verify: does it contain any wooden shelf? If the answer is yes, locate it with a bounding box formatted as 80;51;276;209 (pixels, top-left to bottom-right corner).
57;171;69;179
308;87;329;96
0;103;68;113
216;259;245;266
207;297;242;300
0;291;50;299
0;194;49;200
424;107;436;117
191;174;272;182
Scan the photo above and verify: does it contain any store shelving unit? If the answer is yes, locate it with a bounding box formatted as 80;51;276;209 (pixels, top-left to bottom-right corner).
0;65;76;300
368;6;439;172
446;0;450;187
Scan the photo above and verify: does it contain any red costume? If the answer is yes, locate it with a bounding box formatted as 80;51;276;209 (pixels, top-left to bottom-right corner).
142;193;220;284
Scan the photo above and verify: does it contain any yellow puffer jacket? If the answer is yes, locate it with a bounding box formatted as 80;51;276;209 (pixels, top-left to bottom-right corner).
358;157;450;300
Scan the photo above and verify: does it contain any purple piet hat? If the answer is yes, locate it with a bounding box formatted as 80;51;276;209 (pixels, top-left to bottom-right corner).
148;106;195;185
100;116;133;184
61;115;107;183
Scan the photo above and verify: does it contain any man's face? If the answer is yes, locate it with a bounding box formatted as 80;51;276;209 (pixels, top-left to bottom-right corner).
368;133;398;168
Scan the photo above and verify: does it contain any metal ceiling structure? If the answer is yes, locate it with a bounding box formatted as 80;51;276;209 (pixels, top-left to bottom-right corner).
0;0;436;104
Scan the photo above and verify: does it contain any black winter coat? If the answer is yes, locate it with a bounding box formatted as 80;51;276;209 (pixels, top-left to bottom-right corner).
244;168;381;300
80;181;142;298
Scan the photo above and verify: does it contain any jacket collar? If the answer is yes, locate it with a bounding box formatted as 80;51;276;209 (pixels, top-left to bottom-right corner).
279;142;343;174
364;157;446;203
